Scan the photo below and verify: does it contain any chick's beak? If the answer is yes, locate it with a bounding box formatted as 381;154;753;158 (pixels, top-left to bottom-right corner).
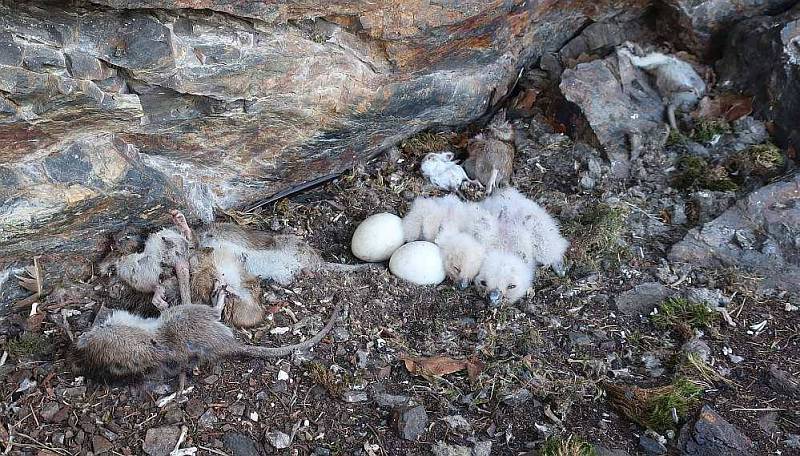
456;279;470;290
487;289;502;306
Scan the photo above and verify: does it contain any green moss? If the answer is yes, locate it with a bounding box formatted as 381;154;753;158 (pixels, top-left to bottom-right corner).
651;298;718;330
673;156;738;192
731;142;785;177
7;333;51;359
539;436;597;456
666;129;689;147
691;119;731;144
565;203;629;270
400;131;454;157
646;378;703;431
703;165;740;192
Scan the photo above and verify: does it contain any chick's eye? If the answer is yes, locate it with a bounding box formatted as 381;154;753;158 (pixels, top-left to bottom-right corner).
508;284;516;289
453;267;460;273
480;280;487;286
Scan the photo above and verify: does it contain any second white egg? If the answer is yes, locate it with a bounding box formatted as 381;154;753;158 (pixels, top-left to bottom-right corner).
389;241;446;286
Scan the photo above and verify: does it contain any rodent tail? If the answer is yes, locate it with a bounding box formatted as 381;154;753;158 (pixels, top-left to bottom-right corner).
238;303;342;358
324;262;384;272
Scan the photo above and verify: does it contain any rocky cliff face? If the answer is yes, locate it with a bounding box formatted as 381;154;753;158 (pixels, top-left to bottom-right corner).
0;0;648;260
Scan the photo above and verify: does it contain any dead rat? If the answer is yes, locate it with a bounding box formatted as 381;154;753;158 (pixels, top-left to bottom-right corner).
188;223;373;327
99;210;193;309
75;283;342;391
463;110;516;194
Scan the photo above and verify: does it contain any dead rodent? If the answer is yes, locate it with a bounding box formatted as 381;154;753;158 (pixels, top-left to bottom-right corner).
75;287;342;385
99;210;193;309
189;223;372;328
189;246;265;329
463;110;516;194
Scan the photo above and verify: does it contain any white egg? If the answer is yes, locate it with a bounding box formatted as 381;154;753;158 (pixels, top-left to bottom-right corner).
351;212;405;262
389;241;446;285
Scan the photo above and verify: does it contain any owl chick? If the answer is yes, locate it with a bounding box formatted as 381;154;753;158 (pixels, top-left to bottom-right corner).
401;194;465;242
474;250;534;305
482;187;569;276
435;228;486;290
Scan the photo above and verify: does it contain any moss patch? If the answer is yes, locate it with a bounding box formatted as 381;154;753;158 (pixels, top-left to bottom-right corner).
691;119;731;144
651;298;718;330
730;142;785;178
564;203;629;270
672;156;738;192
6;333;52;359
539;436;597;456
605;377;703;432
666;129;689;147
400;131;456;158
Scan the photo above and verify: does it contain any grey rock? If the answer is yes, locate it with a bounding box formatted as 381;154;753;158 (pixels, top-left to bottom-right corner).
372;391;411;408
265;430;291;450
717;5;800;152
679;405;754;455
92;435;113;454
768;364;800;398
502;388;534;407
569;331;593;346
681;337;711;362
40;402;61;421
785;434;800;449
431;442;471;456
639;434;667;455
560;51;665;178
355;349;370;368
142;426;182;456
670;174;800;293
595;446;631;456
198;408;218;428
616;282;672;316
223;432;262;456
341;390;369;403
472;441;492;456
0;0;652;267
685;288;729;308
560;20;646;63
392;405;428;440
658;0;795;56
757;412;780;435
443;415;472;433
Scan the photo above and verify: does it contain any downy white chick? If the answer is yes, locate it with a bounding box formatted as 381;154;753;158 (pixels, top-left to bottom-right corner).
420;152;470;191
474;251;534;305
434;228;486;290
401;194;465;242
617;44;706;130
481;187;569;276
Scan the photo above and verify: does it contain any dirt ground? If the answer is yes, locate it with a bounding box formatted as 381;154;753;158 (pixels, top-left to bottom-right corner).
1;100;799;456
